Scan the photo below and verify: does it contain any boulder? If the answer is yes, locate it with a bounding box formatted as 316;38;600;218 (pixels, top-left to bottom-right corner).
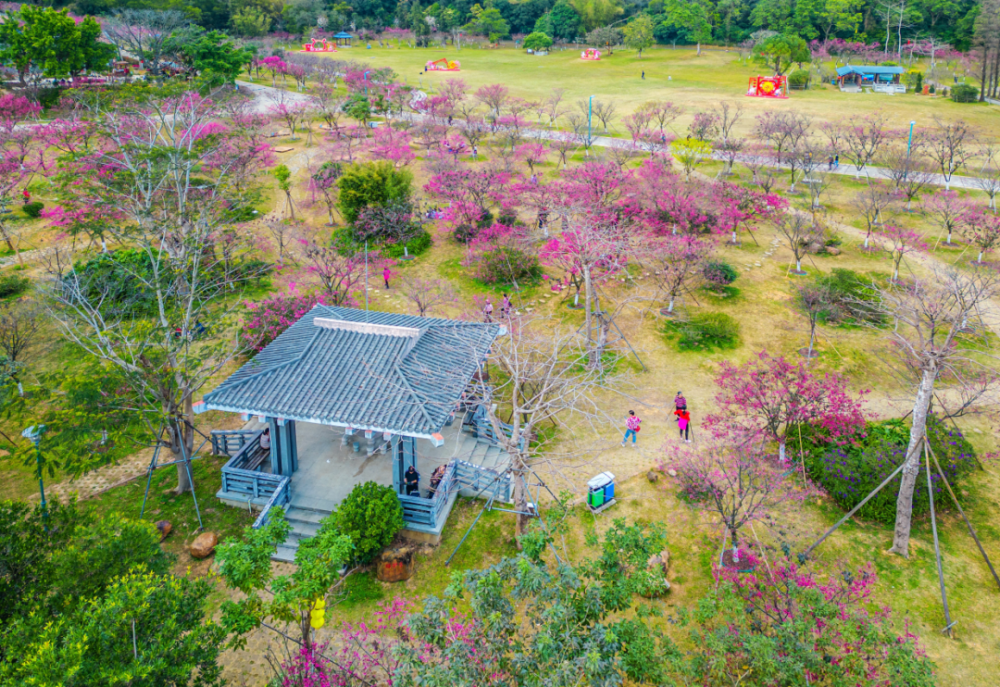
805;240;825;254
377;546;416;583
647;549;670;576
155;520;172;541
667;469;678;477
190;531;218;559
826;246;841;256
646;470;659;483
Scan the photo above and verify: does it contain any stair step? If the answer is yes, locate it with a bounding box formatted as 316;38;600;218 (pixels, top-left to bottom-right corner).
273;543;298;563
288;520;321;539
285;506;332;524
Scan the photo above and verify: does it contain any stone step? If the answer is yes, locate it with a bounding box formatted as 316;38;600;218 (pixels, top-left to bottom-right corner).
288;519;321;540
285;506;331;525
273;543;298;563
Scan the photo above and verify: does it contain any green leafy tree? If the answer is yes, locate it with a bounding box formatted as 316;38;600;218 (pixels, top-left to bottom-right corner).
401;518;674;685
343;92;372;124
752;33;811;74
549;0;583;39
463;4;510;42
336;160;413;226
0;6;113;86
533;12;553;35
410;1;432;46
523;31;553;50
818;0;862;39
658;0;713;44
216;511;354;650
332;481;404;563
623;13;655;55
571;0;624;31
178;30;252;86
2;568;226;687
0;500;83;629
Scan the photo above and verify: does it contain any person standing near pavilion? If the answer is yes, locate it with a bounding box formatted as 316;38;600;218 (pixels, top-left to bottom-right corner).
383;266;391;289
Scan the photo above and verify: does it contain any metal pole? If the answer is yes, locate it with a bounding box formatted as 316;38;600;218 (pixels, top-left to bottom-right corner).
364;240;369;313
587;95;593;156
925;442;954;635
906;120;915;159
34;443;48;530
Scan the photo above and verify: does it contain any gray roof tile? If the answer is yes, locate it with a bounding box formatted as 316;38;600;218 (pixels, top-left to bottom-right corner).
204;306;499;437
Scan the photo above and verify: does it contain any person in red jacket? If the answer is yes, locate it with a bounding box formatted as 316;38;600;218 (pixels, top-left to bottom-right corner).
677;409;691;442
621;410;641;447
22;188;30;205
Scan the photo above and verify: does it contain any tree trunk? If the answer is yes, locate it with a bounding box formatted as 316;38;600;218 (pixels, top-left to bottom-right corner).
584;265;595;364
300;607;313;651
778;441;787;463
890;367;937;556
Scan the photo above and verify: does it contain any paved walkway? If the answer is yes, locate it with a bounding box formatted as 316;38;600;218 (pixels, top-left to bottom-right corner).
239;80;987;192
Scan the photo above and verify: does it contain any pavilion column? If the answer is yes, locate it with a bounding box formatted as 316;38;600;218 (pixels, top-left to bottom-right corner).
267;418;299;477
393;435;417;494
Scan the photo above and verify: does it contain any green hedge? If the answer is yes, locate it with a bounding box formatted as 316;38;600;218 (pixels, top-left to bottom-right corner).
788;69;810;90
801;417;976;524
332;481;404;564
0;273;29;299
22;202;44;219
950;83;979;103
661;312;740;351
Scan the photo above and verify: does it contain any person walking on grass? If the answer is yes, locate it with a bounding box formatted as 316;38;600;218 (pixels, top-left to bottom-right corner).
677;409;691;442
621;410;641;447
383;266;391;289
484;297;494;322
673;391;686;413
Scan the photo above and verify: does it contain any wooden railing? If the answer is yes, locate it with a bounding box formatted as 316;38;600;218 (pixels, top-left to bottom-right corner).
252;476;291;530
399;458;511;528
471;405;525;451
211;429;260;457
218;429;284;501
398;461;457;527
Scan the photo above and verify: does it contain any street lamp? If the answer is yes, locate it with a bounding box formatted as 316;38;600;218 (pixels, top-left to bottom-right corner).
364;70;370;96
906;120;916;160
22;424;48;529
587;94;594;156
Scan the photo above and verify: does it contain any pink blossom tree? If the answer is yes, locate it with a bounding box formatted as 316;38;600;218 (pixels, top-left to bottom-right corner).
665;435;796;565
299;238;380;305
923;189;969;245
474;83;509;118
369;126;415;168
400;275;457;317
880;225;927;281
240;287;323;351
961;206;1000;263
705;350;867;463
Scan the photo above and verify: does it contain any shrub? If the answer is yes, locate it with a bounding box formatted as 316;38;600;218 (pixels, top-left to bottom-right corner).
905;70;923;92
336;161;413;225
702;260;738;291
814;268;884;326
22;201;43;218
474;244;541;285
523;31;552;51
0;273;29;298
661;312;740;351
802;417;976;524
332;481;404;564
380;229;432;258
950;83;979;103
787;69;810;90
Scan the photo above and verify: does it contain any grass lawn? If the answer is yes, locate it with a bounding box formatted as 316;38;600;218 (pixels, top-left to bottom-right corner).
298;44;1000;138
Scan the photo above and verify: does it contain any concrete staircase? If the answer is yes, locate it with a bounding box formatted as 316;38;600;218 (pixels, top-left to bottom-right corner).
273;504;332;563
465;438;507;471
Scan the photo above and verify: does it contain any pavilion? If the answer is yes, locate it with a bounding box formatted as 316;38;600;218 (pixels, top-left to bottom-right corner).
836;65;906;92
201;305;508;558
332;31;353;47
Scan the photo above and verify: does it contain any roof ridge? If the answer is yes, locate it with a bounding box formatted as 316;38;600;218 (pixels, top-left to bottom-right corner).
393;361;438;432
213;327;324;395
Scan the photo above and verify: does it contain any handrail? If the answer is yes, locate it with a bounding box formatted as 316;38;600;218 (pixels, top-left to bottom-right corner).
253;476;291;530
220;430;264;472
211;428;263;456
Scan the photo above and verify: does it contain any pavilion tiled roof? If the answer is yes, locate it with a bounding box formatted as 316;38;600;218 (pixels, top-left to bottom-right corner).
203;306;499;438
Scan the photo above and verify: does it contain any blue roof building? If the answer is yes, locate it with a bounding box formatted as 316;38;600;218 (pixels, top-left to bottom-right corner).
202;306;509;555
836;65;906;87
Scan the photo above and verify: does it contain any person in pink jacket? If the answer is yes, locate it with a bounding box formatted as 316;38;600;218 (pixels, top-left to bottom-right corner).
677;409;691;443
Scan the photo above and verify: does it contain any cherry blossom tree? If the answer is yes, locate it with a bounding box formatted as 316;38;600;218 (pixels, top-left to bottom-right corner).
310;161;343;226
775;212;822;275
705;350;867;463
474;83;509;118
924;118;975;190
842;110;892;178
298;238;378;305
399;275;457;317
369;126;415;168
646;235;713;314
880;148;936;211
851;181;900;249
961;206;1000;263
754;111;811;192
795;282;833;358
666;434;795;565
922;189;969;245
880;225;927;281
